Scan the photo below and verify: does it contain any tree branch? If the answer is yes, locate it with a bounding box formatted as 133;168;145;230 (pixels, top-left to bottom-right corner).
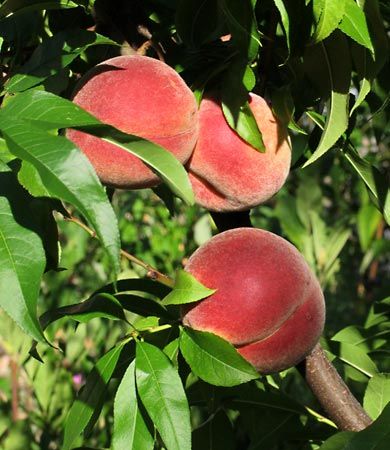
64;214;174;288
303;344;372;431
210;211;372;432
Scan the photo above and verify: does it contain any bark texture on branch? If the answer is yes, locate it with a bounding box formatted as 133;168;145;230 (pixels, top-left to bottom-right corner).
304;344;372;431
210;211;372;432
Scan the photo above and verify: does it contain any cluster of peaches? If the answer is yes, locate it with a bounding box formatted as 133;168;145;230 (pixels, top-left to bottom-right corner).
67;55;325;374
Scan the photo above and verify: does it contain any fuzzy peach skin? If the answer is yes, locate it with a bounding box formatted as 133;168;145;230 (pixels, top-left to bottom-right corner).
181;228;325;374
66;55;199;189
187;94;291;212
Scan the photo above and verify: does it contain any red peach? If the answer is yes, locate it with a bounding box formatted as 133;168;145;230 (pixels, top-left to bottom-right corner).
187;94;291;212
181;228;325;374
66;55;198;189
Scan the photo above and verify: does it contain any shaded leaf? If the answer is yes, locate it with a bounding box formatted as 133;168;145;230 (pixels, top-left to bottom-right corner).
343;403;390;449
40;293;127;329
320;431;355;449
2;90;195;205
344;146;389;225
63;344;124;450
304;32;351;167
175;0;223;47
0;116;121;277
0;0;78;19
0;167;46;342
222;60;264;152
162;270;216;306
192;410;235;450
5;30;118;93
136;341;191;450
180;328;259;386
273;0;291;57
218;0;260;60
95;278;171;300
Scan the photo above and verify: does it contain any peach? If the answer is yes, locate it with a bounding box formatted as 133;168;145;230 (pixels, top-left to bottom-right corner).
66;55;198;189
181;228;325;374
187;94;291;212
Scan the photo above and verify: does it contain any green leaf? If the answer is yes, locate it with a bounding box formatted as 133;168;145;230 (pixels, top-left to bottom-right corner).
180;328;259;386
319;431;355;449
136;341;191;450
0;166;46;342
40;293;128;329
323;225;351;277
162;270;216;306
222;60;265;152
364;374;390;420
343;403;390;449
332;341;378;377
17;161;51;197
357;203;382;251
0;0;78;19
0;117;121;277
2;90;195;205
344;147;390;225
312;0;346;43
273;0;290;56
113;361;154;450
63;344;124;450
5;30;118;93
339;0;374;54
304;32;351;167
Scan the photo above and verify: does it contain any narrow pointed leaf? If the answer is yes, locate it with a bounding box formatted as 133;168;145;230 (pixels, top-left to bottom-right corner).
344;147;390;225
180;328;259;386
0;0;78;19
2;90;194;205
219;0;260;61
312;0;346;43
62;344;124;450
162;270;216;306
40;293;127;330
5;30;118;93
343;403;390;449
304;32;351;167
113;361;154;450
136;341;191;450
0;167;46;342
273;0;290;56
339;0;374;54
363;374;390;420
0;117;121;277
222;61;264;152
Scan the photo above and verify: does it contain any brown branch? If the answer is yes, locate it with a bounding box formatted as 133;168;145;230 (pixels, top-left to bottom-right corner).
211;211;372;432
304;344;372;431
10;359;19;422
64;215;174;288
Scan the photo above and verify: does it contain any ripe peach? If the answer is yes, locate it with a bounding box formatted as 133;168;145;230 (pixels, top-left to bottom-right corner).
66;55;199;189
187;94;291;212
181;228;325;374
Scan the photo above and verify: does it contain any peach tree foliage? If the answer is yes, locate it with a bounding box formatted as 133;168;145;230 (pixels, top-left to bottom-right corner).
0;1;389;449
